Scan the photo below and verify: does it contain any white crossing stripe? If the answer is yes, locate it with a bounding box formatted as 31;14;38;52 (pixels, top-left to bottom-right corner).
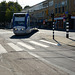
29;41;49;47
40;40;57;46
0;44;7;54
17;42;35;50
7;43;23;51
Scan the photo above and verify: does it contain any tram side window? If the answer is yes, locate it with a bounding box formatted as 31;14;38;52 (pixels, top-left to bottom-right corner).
27;16;30;27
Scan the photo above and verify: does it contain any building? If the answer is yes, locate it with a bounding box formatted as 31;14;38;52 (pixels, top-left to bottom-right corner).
54;0;75;30
23;0;75;30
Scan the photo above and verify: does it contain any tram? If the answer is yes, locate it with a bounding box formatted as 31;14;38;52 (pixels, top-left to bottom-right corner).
13;13;31;35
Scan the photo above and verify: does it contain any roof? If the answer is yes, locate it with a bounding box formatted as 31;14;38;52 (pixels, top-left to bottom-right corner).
14;13;27;15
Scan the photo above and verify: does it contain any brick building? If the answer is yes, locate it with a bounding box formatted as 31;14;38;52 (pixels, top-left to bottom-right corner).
22;0;75;30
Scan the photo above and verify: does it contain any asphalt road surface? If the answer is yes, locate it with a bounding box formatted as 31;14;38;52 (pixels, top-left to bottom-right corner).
0;29;75;75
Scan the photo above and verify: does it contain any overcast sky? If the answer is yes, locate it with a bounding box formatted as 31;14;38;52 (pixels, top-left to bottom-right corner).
0;0;45;8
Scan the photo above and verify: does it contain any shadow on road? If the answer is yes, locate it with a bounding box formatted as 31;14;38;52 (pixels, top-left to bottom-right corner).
54;39;61;46
69;38;75;41
10;30;38;39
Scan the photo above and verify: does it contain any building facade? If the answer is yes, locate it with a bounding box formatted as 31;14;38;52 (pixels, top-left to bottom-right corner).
54;0;75;30
23;0;75;30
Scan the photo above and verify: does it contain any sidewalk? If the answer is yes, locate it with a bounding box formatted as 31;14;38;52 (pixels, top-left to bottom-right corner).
41;33;75;47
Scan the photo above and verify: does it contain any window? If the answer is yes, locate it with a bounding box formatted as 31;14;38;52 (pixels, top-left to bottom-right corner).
49;1;54;6
62;7;64;13
55;3;57;8
14;21;25;26
14;14;25;17
74;0;75;4
58;8;61;13
55;8;57;13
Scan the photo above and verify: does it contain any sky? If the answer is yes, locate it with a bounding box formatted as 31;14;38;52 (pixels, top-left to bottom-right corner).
0;0;45;8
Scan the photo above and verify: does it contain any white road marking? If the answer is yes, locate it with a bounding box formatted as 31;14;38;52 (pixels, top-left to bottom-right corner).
29;41;49;47
7;43;23;51
0;44;7;54
0;32;13;34
21;39;31;41
17;42;35;50
40;40;58;46
28;52;75;75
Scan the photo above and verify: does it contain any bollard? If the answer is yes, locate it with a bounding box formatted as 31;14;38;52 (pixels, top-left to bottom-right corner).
53;22;55;39
66;22;69;38
51;13;54;39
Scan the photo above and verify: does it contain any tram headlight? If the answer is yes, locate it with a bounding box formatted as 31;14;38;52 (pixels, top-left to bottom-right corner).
22;28;24;30
21;28;25;31
15;28;17;30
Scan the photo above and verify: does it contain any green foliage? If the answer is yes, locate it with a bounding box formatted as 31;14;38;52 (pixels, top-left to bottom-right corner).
0;1;7;22
24;5;30;9
5;8;11;22
0;1;22;23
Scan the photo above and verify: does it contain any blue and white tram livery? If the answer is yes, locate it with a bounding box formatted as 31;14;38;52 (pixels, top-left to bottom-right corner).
13;13;31;35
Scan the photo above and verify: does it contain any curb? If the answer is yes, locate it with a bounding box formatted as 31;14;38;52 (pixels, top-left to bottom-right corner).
41;35;75;47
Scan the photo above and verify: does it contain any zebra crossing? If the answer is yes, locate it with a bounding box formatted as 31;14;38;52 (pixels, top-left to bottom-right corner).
7;43;23;51
0;44;7;54
17;42;35;50
29;41;49;47
40;40;58;46
0;40;58;54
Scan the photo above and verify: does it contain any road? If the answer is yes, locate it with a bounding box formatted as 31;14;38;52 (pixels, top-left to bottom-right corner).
0;29;75;75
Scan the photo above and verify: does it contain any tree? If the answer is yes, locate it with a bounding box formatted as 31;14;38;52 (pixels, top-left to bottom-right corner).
24;5;30;9
14;2;22;11
0;1;7;23
5;8;11;22
0;1;22;25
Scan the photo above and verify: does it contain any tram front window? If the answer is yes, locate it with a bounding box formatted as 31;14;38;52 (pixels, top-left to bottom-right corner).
14;21;25;26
